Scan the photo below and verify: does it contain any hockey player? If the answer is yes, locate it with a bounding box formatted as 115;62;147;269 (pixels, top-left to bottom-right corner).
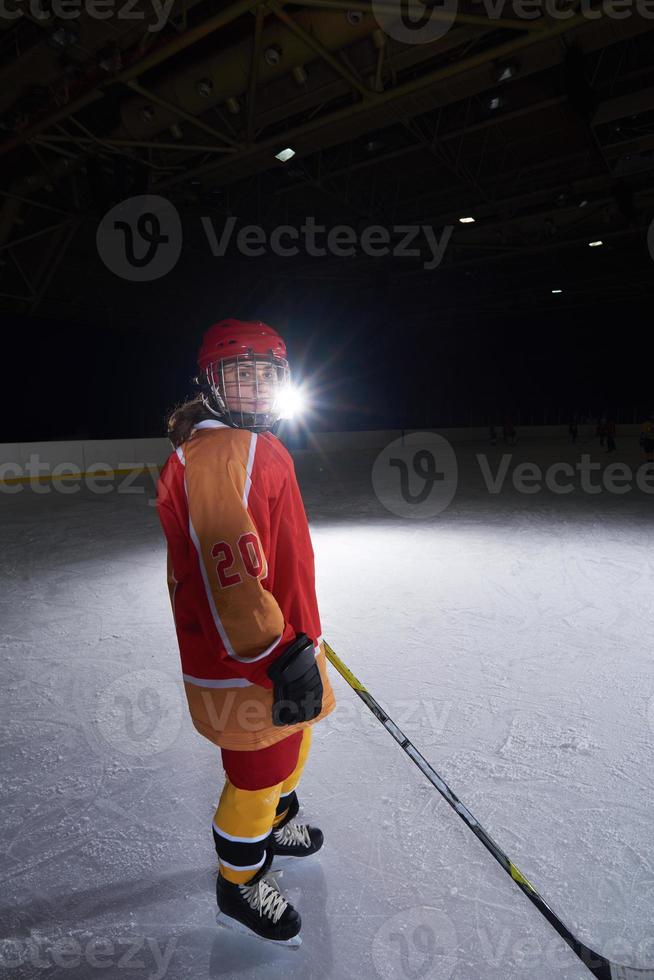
157;318;336;946
502;415;517;446
641;412;654;464
568;416;578;444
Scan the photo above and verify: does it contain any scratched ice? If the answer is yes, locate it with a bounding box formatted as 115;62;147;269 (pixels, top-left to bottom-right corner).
1;437;653;980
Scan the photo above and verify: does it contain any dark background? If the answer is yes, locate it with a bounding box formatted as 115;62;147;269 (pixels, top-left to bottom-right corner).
4;289;650;443
2;12;654;442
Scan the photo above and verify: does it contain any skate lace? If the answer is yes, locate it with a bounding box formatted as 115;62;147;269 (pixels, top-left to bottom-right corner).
239;873;288;924
274;820;312;848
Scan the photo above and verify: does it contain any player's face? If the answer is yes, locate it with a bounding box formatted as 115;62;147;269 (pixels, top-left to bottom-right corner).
222;359;278;415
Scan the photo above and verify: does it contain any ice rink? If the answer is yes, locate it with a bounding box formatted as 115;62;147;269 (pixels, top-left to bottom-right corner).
1;434;653;980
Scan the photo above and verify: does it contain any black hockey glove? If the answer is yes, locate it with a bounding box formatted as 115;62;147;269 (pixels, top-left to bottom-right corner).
267;633;323;727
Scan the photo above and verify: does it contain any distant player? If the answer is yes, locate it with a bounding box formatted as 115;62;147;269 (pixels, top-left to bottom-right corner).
641;412;654;463
503;415;517;446
157;319;335;946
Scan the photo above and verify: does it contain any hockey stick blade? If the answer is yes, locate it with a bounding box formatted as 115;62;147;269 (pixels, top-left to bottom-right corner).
323;641;654;980
573;943;654;980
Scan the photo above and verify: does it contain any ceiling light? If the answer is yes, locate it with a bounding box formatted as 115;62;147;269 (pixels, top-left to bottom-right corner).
588;240;603;247
487;94;504;111
275;147;296;163
459;216;476;224
264;45;282;66
552;288;563;294
196;78;214;98
48;20;79;48
98;44;121;72
495;59;519;83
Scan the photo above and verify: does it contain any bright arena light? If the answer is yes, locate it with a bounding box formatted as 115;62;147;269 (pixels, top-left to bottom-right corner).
276;385;306;420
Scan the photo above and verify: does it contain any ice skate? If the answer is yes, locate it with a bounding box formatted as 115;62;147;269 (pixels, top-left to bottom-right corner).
216;846;302;947
272;793;323;858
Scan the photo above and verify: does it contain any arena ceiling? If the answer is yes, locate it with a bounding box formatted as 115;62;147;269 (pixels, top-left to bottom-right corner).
1;0;653;323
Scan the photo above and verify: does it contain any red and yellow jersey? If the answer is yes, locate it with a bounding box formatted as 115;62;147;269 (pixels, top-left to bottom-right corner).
156;419;335;750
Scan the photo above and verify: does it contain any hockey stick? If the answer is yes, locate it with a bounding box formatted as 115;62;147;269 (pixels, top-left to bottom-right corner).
323;641;654;980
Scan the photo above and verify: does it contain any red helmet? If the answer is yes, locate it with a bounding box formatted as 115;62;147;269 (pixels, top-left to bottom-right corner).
198;318;287;372
196;318;290;432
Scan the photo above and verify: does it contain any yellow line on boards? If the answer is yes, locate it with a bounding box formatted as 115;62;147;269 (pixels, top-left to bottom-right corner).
0;464;163;486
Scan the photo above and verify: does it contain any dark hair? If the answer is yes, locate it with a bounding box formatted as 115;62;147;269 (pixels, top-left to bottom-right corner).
166;396;218;448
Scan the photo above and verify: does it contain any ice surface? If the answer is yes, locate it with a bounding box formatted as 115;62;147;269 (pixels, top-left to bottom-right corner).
1;437;653;980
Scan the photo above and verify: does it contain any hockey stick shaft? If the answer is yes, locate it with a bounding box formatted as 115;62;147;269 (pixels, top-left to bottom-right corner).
323;640;612;980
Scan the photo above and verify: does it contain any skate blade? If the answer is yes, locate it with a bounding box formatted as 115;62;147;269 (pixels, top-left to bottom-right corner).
272;845;323;863
271;853;318;869
215;911;302;948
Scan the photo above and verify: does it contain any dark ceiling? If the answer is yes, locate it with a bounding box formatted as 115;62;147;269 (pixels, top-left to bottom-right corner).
0;0;653;325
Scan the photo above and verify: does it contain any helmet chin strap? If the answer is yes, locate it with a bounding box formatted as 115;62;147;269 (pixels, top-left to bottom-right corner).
199;390;247;430
200;391;230;421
